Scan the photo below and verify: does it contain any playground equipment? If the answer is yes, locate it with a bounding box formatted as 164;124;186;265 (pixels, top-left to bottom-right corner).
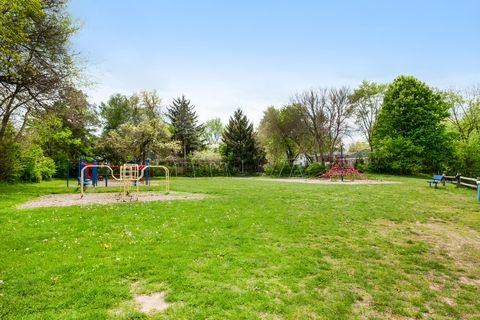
66;158;157;188
322;145;365;180
79;163;169;199
66;158;169;199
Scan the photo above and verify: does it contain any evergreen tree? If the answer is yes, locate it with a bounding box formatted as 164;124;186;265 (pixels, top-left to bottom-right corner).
222;108;262;173
166;95;204;161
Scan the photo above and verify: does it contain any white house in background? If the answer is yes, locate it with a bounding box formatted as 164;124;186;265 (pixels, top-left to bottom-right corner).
293;154;309;166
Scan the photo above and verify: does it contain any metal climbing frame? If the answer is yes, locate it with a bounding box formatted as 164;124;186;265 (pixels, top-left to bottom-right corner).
80;164;170;198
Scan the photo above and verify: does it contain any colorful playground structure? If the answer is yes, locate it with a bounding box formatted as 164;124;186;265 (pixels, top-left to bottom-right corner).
66;158;169;199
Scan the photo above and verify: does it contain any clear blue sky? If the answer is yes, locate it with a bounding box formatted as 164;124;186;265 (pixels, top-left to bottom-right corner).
69;0;480;126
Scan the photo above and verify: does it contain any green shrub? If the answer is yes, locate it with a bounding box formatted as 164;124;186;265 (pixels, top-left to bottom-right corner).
305;162;327;176
19;145;56;182
354;158;369;172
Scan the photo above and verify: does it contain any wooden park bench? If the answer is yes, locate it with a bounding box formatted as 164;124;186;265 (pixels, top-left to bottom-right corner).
427;174;445;188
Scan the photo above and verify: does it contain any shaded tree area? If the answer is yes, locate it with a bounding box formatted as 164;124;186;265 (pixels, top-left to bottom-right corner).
0;0;89;181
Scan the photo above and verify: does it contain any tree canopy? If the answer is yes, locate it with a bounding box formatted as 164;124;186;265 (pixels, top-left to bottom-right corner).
371;75;452;174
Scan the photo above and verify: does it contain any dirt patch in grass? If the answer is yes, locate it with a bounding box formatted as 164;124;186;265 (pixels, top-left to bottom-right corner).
110;281;171;316
16;191;205;209
250;178;400;185
133;291;170;313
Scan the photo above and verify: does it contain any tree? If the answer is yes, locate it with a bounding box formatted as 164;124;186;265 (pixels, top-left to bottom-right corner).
96;90;176;163
325;87;354;159
0;0;42;73
291;87;354;163
443;87;480;176
166;95;204;161
97;120;176;163
202;117;223;149
350;81;387;151
29;87;97;173
292;89;327;163
258;104;309;163
371;75;452;174
348;141;369;153
100;94;135;133
222;109;263;173
0;0;78;144
444;87;480;142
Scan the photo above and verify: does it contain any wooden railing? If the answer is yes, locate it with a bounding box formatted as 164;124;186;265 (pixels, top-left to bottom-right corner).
444;175;479;189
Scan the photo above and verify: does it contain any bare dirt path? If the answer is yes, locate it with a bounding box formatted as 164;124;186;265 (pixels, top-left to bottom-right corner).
17;191;205;209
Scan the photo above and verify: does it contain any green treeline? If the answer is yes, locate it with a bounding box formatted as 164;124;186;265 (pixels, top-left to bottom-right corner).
1;1;479;181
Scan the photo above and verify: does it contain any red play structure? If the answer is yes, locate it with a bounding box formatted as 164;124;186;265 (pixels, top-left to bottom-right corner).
321;145;365;180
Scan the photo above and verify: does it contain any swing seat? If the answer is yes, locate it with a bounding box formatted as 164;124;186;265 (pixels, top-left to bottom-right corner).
77;177;91;185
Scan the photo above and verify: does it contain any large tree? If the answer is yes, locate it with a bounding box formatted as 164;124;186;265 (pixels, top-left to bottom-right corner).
222;108;263;173
371;75;452;174
0;0;78;143
350;81;386;151
166;95;204;161
291;87;354;163
96;90;176;163
292;89;327;162
258;104;310;163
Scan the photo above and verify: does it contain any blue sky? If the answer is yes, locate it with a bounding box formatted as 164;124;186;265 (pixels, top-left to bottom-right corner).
69;0;480;126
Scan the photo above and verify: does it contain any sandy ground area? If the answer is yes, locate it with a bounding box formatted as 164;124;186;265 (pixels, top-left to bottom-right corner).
17;191;204;209
250;178;400;185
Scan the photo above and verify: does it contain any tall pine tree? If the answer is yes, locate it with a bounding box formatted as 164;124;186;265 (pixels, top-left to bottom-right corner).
167;95;204;161
222;108;263;173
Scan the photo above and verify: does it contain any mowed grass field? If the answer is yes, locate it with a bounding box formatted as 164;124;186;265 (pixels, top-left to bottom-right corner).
0;176;479;319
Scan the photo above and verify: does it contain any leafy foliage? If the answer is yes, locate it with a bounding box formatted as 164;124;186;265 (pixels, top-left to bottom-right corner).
202;118;223;150
96;91;176;163
100;94;136;134
305;162;327;176
258;105;308;163
0;0;78;144
371;76;452;174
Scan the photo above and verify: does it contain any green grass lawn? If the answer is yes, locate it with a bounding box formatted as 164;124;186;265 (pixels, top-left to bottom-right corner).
0;176;479;319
